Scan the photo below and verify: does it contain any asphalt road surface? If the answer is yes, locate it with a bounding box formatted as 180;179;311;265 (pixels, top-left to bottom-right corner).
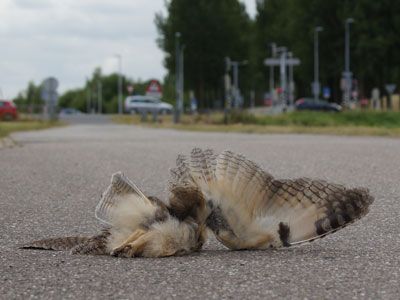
1;119;399;299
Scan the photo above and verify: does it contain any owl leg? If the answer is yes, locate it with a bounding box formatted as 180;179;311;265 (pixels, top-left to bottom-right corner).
110;228;147;255
111;234;151;258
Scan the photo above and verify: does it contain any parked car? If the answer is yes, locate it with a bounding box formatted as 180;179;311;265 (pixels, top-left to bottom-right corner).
124;95;173;114
59;108;83;115
295;98;342;112
0;100;18;120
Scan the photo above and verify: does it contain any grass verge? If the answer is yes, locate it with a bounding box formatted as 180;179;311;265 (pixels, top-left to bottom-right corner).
112;111;400;137
0;119;62;139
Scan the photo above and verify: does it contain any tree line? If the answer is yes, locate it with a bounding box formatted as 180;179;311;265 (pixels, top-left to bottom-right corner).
156;0;400;108
14;0;400;112
14;68;168;114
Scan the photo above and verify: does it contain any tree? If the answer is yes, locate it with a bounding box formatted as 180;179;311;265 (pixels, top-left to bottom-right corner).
254;0;400;102
155;0;251;109
14;81;43;113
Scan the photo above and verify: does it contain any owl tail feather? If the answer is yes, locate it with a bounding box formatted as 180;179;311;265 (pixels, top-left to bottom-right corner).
20;236;90;251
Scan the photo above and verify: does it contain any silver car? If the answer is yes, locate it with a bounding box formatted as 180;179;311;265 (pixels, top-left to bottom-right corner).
124;96;173;114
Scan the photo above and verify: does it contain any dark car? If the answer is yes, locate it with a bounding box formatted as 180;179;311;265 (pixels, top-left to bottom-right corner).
59;108;83;115
295;98;342;112
0;100;18;120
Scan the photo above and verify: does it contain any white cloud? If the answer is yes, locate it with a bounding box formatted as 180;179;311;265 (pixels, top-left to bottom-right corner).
0;0;256;98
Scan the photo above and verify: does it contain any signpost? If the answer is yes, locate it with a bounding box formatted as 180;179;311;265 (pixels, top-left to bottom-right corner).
385;84;396;110
41;77;59;121
264;54;301;108
371;88;380;110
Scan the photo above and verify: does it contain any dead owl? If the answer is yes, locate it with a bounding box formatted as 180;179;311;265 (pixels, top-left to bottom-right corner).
21;148;374;257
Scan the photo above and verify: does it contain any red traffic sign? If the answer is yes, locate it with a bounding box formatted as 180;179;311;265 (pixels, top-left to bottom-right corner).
146;80;162;94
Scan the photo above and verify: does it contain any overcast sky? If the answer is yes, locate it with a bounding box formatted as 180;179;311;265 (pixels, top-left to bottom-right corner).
0;0;256;99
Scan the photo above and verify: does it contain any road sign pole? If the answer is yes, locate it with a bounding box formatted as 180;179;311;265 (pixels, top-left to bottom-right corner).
41;77;59;121
385;84;396;110
279;50;287;106
288;52;294;106
98;81;102;114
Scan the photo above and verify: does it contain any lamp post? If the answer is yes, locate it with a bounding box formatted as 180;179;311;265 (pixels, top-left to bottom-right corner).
313;26;323;101
343;18;354;104
275;46;287;106
269;43;277;97
230;60;248;108
288;51;294;106
174;32;181;123
114;54;122;114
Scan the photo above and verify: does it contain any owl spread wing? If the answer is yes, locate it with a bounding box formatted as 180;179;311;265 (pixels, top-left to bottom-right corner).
95;172;157;228
94;172;203;258
169;148;374;249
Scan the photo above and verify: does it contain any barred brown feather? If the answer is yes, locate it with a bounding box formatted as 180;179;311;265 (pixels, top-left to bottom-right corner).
169;148;374;250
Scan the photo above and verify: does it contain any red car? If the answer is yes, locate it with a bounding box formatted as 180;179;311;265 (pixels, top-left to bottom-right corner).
0;100;18;120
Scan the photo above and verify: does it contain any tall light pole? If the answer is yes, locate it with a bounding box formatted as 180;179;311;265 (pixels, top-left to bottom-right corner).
179;45;185;117
313;26;323;101
230;60;248;108
224;57;231;124
288;51;294;106
114;54;122;114
97;80;102;114
343;18;354;104
275;46;287;106
269;43;277;98
174;32;181;123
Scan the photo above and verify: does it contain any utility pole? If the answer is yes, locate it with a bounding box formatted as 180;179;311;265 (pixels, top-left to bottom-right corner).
269;43;277;101
288;51;294;106
179;45;185;118
313;26;323;101
86;86;91;113
174;32;181;123
114;54;122;114
277;47;288;107
343;18;354;104
264;47;301;110
230;60;248;108
97;80;102;114
224;57;231;124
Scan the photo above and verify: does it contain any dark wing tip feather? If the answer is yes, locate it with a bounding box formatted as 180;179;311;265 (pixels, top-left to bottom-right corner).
314;187;374;237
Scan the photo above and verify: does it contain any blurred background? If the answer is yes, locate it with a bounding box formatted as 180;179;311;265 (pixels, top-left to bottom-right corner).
1;0;399;126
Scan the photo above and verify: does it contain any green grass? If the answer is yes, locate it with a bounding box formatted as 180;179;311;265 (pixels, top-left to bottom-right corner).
0;119;62;138
112;110;400;137
228;111;400;128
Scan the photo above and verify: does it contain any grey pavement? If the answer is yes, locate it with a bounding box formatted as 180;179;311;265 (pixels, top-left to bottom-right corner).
1;120;399;299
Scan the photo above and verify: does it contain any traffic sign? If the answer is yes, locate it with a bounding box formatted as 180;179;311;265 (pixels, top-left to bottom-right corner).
41;77;59;121
323;87;331;99
385;84;396;94
312;82;320;96
42;77;59;92
146;80;162;98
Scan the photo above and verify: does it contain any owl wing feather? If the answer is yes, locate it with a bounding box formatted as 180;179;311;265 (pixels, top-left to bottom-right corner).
170;148;374;249
95;172;157;228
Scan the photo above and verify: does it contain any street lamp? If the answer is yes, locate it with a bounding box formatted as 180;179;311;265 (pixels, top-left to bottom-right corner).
114;54;122;114
343;18;354;103
313;26;323;101
230;60;248;108
269;43;277;96
174;32;181;123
